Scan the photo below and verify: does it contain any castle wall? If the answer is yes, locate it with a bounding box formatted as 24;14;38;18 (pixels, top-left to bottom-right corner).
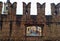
0;1;60;41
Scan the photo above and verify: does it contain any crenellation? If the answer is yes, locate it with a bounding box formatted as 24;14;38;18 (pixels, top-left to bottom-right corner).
0;1;60;41
51;3;60;22
37;3;46;24
23;2;27;15
26;2;31;15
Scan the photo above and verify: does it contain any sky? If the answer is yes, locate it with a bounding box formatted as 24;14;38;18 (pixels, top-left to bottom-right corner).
0;0;60;15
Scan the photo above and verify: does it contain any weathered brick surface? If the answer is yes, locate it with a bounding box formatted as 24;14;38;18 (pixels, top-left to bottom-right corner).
0;1;60;41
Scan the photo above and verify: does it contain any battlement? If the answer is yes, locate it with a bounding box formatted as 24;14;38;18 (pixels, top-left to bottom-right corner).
51;3;60;15
0;2;60;21
0;2;60;15
0;1;60;41
0;2;60;23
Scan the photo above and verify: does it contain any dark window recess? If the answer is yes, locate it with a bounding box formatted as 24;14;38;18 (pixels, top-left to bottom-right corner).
16;21;20;26
0;21;2;30
10;21;12;37
25;6;28;14
26;9;28;13
6;7;8;10
55;10;57;15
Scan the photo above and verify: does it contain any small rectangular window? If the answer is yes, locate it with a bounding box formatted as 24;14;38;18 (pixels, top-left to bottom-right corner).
26;24;44;37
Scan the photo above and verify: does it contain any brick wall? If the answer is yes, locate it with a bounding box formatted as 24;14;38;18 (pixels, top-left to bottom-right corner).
0;1;60;41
